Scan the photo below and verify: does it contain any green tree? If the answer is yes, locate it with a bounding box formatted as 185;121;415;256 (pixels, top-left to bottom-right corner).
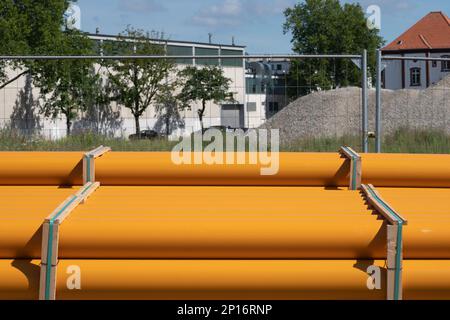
283;0;384;96
0;0;97;136
104;27;176;136
0;0;72;88
36;29;98;135
177;66;235;133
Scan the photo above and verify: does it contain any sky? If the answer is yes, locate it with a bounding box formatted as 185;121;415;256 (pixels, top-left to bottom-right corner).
76;0;450;53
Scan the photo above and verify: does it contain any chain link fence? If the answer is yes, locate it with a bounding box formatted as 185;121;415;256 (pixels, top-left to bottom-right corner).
0;53;367;151
375;52;450;153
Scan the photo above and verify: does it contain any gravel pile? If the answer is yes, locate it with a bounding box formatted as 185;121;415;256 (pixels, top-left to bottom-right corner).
261;76;450;144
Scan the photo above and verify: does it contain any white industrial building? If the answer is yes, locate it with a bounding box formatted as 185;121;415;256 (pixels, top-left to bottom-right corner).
382;12;450;90
0;34;247;139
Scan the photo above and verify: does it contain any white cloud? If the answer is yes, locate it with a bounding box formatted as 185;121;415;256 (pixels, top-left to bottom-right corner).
189;0;295;28
190;0;243;27
346;0;419;12
251;0;296;16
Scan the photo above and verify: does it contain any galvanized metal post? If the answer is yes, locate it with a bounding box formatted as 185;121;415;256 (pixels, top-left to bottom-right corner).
362;50;368;153
376;49;382;153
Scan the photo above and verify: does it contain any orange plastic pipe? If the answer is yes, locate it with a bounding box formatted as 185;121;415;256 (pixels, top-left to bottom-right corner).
2;152;450;188
3;259;450;300
0;186;79;258
4;185;450;259
0;259;385;300
0;152;83;185
55;186;386;259
403;260;450;300
372;187;450;258
362;153;450;188
95;152;350;186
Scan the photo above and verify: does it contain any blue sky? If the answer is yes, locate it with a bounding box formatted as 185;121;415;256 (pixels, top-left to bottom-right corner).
76;0;450;53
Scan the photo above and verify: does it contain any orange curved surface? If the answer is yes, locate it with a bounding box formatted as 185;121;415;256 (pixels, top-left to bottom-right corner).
0;259;384;300
2;259;450;300
2;151;450;300
0;152;83;185
374;187;450;258
362;153;450;188
95;152;350;186
0;186;79;258
57;187;386;259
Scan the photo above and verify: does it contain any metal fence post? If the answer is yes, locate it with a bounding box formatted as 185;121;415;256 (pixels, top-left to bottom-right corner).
376;49;382;153
362;49;368;153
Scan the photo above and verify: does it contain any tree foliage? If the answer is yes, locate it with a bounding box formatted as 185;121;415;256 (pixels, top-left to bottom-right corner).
177;66;235;133
283;0;384;96
0;0;98;135
0;0;71;86
104;27;176;136
37;30;98;135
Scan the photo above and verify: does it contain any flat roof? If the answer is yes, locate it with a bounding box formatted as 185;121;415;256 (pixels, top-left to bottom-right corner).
87;33;246;50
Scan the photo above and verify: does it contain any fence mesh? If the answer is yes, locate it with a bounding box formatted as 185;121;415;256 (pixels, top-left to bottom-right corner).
378;56;450;153
0;55;364;151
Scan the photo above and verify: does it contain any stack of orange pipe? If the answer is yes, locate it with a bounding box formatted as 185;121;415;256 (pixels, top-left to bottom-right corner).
1;152;450;299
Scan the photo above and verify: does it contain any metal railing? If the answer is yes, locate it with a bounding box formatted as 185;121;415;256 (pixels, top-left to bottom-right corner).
0;53;369;150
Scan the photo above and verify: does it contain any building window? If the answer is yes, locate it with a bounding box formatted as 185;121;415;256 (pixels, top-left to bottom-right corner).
432;60;437;68
277;64;282;71
196;47;219;66
441;55;450;72
167;45;193;65
410;67;421;87
221;49;242;67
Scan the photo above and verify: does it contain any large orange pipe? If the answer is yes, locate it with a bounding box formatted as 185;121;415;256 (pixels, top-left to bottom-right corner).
403;260;450;300
0;186;79;258
3;259;450;300
2;186;385;259
362;153;450;188
59;187;387;259
0;152;83;185
1;152;450;188
95;152;350;186
57;186;450;259
0;259;384;300
4;186;450;259
371;187;450;258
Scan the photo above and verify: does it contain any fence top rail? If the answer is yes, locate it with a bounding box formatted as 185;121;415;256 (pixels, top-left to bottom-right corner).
382;55;450;62
0;54;363;61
